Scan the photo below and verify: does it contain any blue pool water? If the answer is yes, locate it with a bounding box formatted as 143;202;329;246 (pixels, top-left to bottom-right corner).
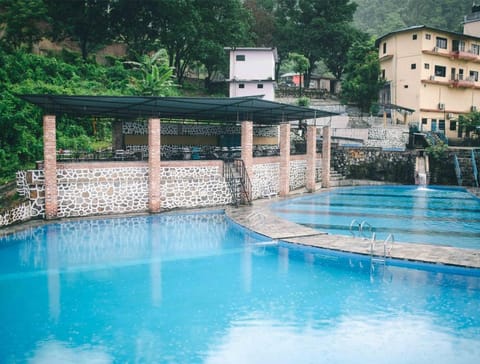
1;211;480;363
271;185;480;249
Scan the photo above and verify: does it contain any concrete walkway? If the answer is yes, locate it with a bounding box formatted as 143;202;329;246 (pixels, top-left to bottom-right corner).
226;194;480;269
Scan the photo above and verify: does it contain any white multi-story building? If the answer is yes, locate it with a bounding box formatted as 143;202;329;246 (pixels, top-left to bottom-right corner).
225;47;278;101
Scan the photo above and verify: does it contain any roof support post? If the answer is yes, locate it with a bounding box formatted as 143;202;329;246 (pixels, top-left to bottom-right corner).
321;126;331;188
148;118;161;213
279;122;291;197
306;125;317;192
43;114;58;219
241;120;253;177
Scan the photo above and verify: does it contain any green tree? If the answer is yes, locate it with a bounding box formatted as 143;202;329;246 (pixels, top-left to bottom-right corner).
274;0;358;87
287;52;309;95
0;0;48;51
194;0;252;90
244;0;276;47
124;50;177;96
109;0;161;59
341;39;384;112
44;0;112;60
458;111;480;139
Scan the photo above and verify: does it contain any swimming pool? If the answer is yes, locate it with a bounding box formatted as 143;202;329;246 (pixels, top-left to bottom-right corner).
1;212;480;363
271;185;480;249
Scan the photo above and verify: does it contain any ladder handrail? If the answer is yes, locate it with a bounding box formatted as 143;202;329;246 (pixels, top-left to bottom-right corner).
360;220;375;239
224;162;240;206
349;219;360;237
453;153;463;186
233;158;252;205
472;149;479;187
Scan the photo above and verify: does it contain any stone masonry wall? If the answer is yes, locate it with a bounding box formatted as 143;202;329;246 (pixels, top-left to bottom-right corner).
252;159;280;199
57;167;149;217
289;158;307;191
160;165;232;209
6;162;233;224
332;147;416;184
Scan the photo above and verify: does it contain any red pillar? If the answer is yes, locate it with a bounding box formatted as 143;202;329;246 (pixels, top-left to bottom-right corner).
241;121;253;177
43;115;58;219
148;118;161;213
306;125;317;192
279;122;291;197
321;125;331;188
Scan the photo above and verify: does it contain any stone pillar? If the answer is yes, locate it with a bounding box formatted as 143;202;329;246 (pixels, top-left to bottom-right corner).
279;122;291;197
43;115;58;219
148;118;161;213
241;120;253;177
321;125;331;188
306;125;317;192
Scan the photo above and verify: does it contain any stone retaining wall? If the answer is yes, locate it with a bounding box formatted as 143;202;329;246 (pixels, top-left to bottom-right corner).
332;147;416;183
0;201;32;227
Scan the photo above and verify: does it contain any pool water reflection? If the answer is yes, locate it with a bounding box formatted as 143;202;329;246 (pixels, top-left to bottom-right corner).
0;211;479;363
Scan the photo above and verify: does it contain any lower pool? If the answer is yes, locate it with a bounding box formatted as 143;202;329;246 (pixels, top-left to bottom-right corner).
1;211;479;363
271;185;480;249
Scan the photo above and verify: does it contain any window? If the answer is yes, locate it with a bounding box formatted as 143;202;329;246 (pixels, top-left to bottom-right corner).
431;119;437;132
426;34;431;40
424;63;430;69
412;34;417;40
257;84;264;89
453;40;466;52
383;42;387;54
422;118;428;125
434;65;446;77
471;44;480;55
236;54;245;61
404;85;409;88
450;121;457;131
470;70;479;81
411;63;416;70
436;37;447;49
381;69;386;79
239;84;245;89
439;120;445;131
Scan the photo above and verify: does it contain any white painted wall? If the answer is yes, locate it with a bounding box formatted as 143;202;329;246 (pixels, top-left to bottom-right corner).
229;49;276;81
229;82;275;100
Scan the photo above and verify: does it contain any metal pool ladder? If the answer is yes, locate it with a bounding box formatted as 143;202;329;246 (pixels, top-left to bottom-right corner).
349;219;375;239
370;233;394;264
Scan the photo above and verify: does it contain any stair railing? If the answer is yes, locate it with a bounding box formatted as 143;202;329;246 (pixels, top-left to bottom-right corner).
472;149;479;187
233;159;252;205
453;154;463;186
224;162;240;206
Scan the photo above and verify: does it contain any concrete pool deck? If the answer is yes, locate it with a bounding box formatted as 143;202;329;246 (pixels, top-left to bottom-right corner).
226;191;480;269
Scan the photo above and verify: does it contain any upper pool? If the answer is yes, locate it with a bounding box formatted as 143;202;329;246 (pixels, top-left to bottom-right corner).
271;185;480;249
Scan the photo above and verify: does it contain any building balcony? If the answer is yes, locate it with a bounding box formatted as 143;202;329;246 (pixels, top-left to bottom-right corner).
449;50;479;61
449;76;476;88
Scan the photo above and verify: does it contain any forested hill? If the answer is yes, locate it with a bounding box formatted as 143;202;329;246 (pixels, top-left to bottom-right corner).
354;0;473;37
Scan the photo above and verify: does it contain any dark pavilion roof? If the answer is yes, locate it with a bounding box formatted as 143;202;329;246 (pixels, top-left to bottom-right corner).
19;94;336;125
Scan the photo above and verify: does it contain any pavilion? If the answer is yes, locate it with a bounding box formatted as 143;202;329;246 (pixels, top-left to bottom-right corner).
19;94;336;219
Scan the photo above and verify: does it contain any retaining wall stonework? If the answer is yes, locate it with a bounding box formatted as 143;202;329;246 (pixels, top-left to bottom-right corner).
332;147;416;183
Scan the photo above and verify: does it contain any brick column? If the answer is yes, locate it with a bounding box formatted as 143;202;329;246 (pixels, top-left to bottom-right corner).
241;120;253;177
321;125;331;188
306;125;317;192
43;115;58;219
279;122;291;197
148;118;161;213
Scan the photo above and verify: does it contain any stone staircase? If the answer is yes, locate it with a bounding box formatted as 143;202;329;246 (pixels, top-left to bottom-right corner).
454;149;479;187
329;169;348;186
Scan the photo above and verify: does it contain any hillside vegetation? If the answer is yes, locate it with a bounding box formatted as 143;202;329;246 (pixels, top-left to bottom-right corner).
354;0;472;37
